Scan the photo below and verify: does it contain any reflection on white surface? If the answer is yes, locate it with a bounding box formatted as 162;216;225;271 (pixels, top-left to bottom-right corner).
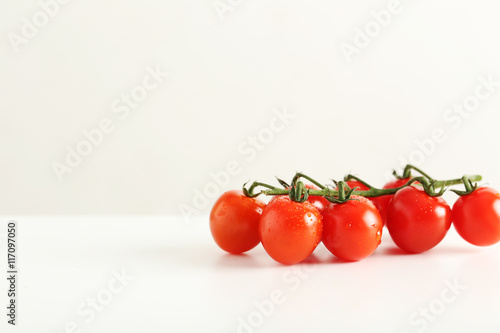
2;215;499;333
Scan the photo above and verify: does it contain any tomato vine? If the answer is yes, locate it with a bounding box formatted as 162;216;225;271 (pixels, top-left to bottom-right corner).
243;164;482;203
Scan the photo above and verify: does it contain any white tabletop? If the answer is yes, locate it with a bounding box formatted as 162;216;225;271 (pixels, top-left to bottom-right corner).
1;216;499;333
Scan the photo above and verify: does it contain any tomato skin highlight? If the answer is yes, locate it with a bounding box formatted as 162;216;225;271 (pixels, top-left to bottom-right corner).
307;195;330;213
371;178;411;225
210;190;266;254
452;187;500;246
322;195;383;261
259;196;323;265
386;186;452;254
303;184;330;213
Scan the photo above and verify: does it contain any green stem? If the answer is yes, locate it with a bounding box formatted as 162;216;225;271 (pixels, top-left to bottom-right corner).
450;175;479;196
344;174;375;189
292;173;326;189
250;175;482;199
402;164;436;180
243;164;484;203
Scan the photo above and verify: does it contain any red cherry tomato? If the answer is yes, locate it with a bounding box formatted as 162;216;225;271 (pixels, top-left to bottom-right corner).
452;187;500;246
260;196;322;265
210;190;266;254
304;184;330;212
344;180;369;191
386;186;451;253
343;180;389;224
322;195;383;261
371;178;411;225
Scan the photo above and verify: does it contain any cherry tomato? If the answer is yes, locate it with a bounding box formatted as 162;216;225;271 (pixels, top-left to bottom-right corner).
343;180;388;223
210;190;266;254
303;184;330;212
370;178;411;225
322;195;383;261
386;186;451;253
260;196;322;265
344;180;369;191
452;187;500;246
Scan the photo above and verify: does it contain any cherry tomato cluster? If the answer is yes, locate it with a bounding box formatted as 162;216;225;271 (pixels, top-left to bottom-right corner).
209;166;500;265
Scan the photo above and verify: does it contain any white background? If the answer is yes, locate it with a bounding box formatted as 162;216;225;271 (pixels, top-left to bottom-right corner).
1;0;500;332
2;0;500;215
